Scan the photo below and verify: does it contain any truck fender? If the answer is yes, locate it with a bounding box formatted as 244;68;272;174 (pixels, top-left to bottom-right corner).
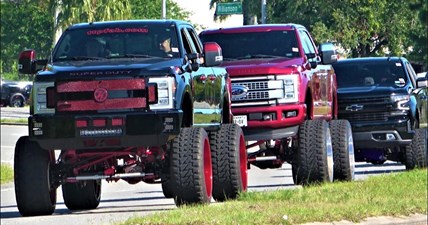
409;95;418;126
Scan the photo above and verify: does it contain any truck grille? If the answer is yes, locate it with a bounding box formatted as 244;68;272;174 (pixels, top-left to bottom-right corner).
339;112;389;123
338;96;390;104
244;81;269;90
231;78;282;106
247;90;270;99
54;79;147;112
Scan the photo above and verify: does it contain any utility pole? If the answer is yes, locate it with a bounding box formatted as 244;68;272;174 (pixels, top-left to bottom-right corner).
261;0;266;24
162;0;166;19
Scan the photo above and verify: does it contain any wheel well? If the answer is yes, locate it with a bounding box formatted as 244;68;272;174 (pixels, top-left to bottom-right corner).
181;92;192;127
10;93;25;100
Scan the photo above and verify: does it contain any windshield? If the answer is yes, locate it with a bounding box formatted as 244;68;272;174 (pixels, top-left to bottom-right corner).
52;24;180;62
200;30;300;60
333;60;407;88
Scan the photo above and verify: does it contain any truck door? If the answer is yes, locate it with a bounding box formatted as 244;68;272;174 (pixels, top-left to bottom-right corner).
181;27;221;126
299;30;332;119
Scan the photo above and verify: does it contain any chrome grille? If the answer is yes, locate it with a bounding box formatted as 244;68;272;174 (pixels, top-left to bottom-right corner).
247;91;270;100
245;81;269;90
232;80;272;102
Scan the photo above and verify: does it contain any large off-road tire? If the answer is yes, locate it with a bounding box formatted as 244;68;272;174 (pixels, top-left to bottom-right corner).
210;124;247;202
161;155;174;198
161;176;174;198
170;127;212;206
404;128;427;170
62;180;101;210
330;120;355;181
292;120;334;185
14;136;57;216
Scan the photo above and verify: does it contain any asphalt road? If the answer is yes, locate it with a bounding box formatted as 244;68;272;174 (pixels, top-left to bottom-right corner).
0;125;406;225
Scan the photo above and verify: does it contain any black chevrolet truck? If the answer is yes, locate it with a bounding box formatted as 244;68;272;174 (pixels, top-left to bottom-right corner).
333;57;427;169
15;20;248;216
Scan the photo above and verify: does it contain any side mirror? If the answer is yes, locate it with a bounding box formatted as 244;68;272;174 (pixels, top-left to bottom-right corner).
18;50;37;74
203;42;223;67
319;43;338;65
416;77;428;88
184;53;201;72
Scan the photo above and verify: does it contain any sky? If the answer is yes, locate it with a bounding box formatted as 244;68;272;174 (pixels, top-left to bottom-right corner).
173;0;243;30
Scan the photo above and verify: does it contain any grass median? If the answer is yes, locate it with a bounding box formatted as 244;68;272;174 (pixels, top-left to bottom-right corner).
1;163;13;184
1;118;27;125
117;169;427;225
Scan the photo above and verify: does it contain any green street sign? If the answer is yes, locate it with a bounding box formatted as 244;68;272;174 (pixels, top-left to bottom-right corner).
216;2;243;15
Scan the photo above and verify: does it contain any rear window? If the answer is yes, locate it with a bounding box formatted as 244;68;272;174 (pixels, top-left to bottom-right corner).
333;60;407;88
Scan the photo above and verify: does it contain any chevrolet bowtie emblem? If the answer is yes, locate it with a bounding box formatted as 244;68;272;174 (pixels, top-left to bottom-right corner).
345;104;364;111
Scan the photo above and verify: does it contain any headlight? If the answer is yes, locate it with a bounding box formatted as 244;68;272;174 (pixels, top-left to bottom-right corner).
148;77;175;110
277;74;299;103
391;94;409;102
391;94;410;110
32;82;55;114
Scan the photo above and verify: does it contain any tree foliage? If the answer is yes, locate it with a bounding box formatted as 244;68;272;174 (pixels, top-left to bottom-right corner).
268;0;427;69
129;0;190;21
1;0;54;76
209;0;427;70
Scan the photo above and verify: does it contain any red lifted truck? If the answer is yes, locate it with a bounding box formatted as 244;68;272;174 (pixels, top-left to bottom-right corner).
15;20;247;216
200;24;355;184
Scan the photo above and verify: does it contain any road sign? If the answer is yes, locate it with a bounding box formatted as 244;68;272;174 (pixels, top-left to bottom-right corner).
216;2;242;15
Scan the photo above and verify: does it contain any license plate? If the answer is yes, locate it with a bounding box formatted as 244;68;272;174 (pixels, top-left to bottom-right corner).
233;115;248;127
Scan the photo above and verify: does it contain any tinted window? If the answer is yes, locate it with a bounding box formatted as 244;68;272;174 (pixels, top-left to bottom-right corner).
200;30;299;60
53;24;180;61
299;30;316;55
333;60;407;88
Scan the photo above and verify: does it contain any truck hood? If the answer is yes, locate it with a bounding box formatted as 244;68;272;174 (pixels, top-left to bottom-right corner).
221;57;303;76
338;86;410;98
37;58;183;80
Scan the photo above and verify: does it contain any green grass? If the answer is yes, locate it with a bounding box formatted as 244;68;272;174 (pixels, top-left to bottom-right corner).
0;118;27;124
1;164;13;184
116;169;427;225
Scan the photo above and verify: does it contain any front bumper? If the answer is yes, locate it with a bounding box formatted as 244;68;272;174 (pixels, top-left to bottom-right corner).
351;119;414;148
232;103;306;129
28;111;183;150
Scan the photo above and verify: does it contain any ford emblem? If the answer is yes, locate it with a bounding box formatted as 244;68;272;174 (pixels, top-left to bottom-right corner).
231;85;248;100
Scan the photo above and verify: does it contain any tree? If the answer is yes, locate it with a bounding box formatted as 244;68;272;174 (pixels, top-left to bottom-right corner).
268;0;426;70
128;0;190;21
406;0;427;70
1;0;54;78
50;0;132;43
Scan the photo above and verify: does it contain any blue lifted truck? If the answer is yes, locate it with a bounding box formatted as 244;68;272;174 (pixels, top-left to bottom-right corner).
15;20;248;216
333;57;427;169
